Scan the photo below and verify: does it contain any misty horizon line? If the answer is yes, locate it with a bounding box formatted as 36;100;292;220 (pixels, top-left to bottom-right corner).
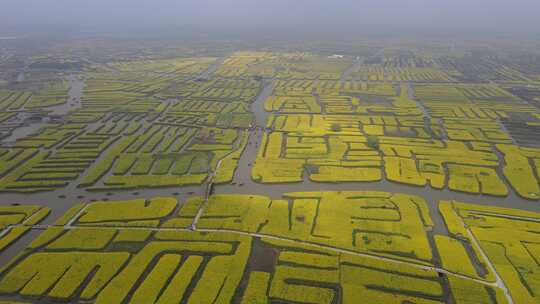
1;24;539;41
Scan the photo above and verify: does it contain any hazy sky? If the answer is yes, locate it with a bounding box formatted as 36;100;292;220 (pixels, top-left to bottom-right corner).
1;0;540;34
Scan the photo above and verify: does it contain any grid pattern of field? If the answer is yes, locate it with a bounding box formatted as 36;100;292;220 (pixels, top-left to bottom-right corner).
254;79;540;199
1;44;540;304
0;192;530;303
0;79;70;111
215;52;352;79
0;57;257;192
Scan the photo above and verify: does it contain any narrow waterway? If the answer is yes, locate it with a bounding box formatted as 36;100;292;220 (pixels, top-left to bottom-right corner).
339;57;364;85
1;75;84;144
0;59;539;301
198;56;226;80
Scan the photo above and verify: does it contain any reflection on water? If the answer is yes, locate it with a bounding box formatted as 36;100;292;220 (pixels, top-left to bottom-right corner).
1;75;84;143
1;65;539;272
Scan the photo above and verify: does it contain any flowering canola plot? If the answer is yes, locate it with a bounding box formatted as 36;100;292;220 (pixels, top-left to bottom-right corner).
1;48;540;304
253;79;540;199
0;193;529;303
